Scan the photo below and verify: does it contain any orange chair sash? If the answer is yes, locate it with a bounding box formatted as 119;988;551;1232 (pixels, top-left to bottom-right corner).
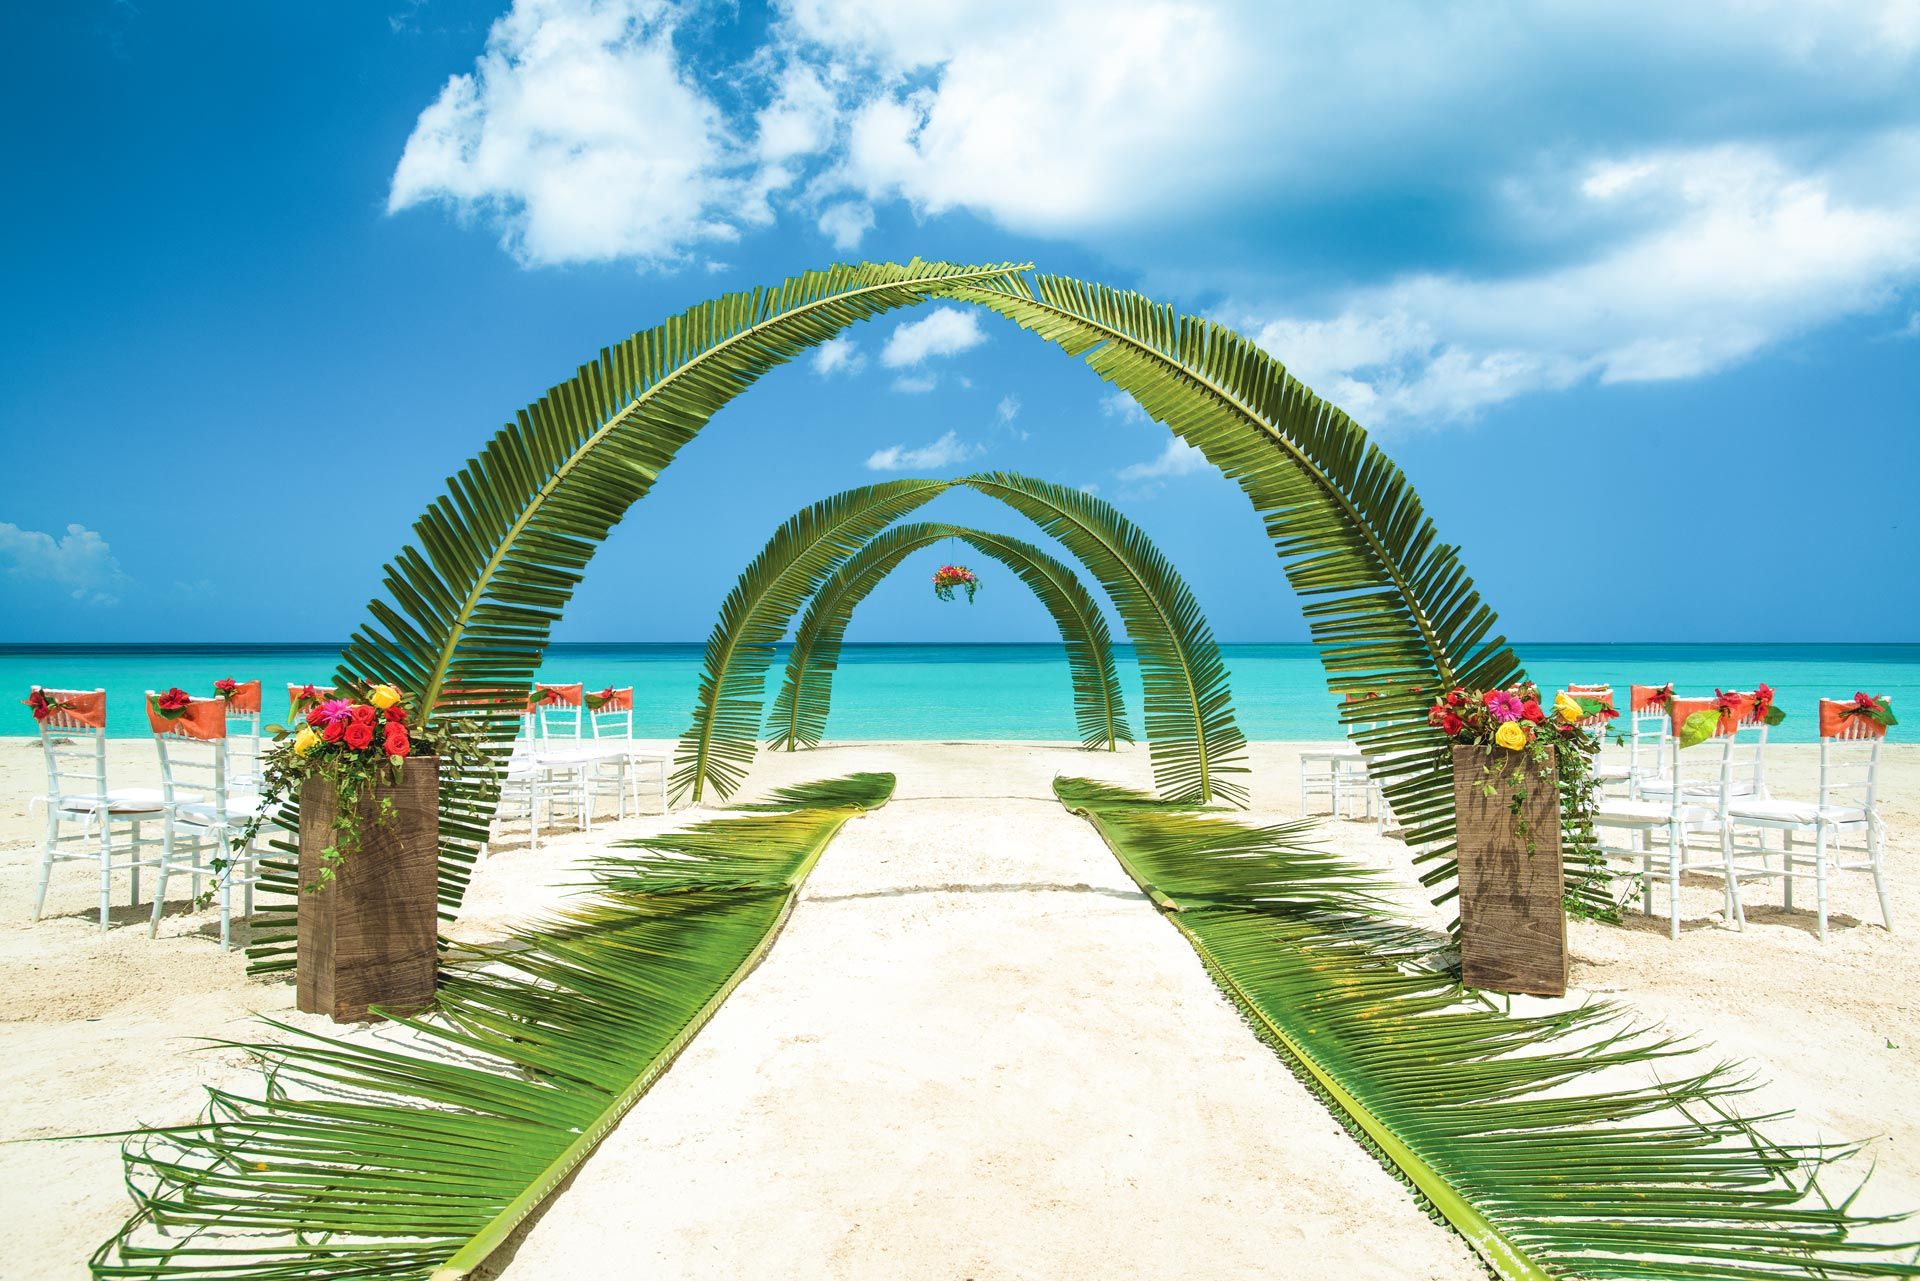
223;679;262;713
594;687;633;713
1631;684;1673;712
1820;698;1890;740
149;695;228;740
1668;696;1737;739
37;688;107;729
534;683;584;708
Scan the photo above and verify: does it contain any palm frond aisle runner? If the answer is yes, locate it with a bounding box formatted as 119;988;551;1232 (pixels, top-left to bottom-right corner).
92;772;896;1281
1054;777;1918;1280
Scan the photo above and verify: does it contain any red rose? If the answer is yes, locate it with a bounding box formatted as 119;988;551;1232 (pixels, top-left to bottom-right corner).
306;706;327;727
1521;700;1544;723
1446;690;1465;707
384;703;407;724
349;703;378;728
344;720;375;751
322;718;346;743
384;722;410;758
1441;711;1464;736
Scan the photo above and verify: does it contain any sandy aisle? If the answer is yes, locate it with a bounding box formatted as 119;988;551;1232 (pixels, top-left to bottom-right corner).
482;749;1482;1280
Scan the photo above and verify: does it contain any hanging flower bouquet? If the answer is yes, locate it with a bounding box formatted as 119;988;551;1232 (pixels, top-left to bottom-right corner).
214;677;240;703
583;686;622;711
933;564;979;603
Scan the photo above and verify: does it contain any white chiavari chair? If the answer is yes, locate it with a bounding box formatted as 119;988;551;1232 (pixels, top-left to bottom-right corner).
1593;696;1743;939
219;678;265;792
29;688;167;930
1725;697;1892;942
145;693;272;949
586;687;669;817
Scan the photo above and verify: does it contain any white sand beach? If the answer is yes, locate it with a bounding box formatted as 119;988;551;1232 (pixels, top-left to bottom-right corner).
2;737;1916;1279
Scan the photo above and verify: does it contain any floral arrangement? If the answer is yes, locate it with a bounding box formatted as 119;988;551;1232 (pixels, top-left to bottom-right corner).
149;687;194;721
1427;683;1611;753
23;689;74;723
583;686;620;711
932;564;979;603
246;682;488;890
1839;691;1897;729
214;677;240;703
1633;683;1673;711
1429;681;1613;916
528;686;558;711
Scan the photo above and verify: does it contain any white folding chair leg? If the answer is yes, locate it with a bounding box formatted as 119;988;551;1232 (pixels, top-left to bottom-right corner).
32;802;55;921
1815;824;1830;945
1870;819;1893;930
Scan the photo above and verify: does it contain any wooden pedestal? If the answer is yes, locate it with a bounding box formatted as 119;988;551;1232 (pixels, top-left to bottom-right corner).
297;756;439;1023
1451;745;1568;997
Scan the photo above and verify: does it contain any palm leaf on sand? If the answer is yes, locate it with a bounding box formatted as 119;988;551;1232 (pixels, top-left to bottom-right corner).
94;774;893;1281
1057;777;1919;1280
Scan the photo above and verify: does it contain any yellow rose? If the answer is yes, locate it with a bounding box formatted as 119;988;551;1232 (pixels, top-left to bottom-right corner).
1494;721;1530;751
294;726;322;757
369;684;402;710
1554;691;1585;724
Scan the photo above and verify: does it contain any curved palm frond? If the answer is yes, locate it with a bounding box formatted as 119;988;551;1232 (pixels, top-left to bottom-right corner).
963;472;1248;805
1058;777;1920;1280
766;521;1133;752
940;275;1519;913
95;775;893;1281
240;260;1020;970
671;481;955;803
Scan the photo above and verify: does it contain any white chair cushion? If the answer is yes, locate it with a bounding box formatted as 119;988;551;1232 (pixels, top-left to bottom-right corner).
1596;799;1715;826
177;792;272;826
58;788;168;815
1725;799;1867;826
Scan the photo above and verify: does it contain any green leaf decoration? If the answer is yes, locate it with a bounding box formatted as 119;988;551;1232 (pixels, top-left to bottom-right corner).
671;480;952;803
1765;703;1787;726
1572;695;1610;718
766;521;1133;753
962;473;1249;805
1057;776;1920;1280
1678;708;1723;750
94;774;892;1280
939;274;1527;913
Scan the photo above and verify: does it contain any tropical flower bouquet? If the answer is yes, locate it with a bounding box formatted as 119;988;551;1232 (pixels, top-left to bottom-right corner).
1428;683;1614;758
1840;691;1897;730
932;563;979;603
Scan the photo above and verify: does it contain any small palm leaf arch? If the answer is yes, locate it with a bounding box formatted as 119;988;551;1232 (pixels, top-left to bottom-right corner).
672;472;1244;806
765;520;1134;754
258;257;1521;964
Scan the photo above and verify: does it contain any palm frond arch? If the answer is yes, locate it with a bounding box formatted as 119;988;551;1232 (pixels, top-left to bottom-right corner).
672;472;1243;806
765;521;1133;754
258;259;1515;965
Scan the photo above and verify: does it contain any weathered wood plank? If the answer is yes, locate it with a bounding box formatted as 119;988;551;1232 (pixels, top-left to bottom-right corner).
1451;744;1567;997
297;757;440;1022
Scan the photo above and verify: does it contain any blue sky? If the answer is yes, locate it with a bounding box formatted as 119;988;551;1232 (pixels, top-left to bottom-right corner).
3;0;1917;645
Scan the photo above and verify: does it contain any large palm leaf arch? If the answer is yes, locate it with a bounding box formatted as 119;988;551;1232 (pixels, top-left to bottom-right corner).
672;472;1244;807
255;257;1521;969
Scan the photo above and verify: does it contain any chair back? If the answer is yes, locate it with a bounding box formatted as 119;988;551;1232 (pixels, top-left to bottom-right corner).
1667;696;1733;815
586;687;635;741
32;688;110;802
220;680;264;786
1562;684;1616;732
1818;697;1888;816
1627;684;1673;794
147;692;231;819
534;683;585;740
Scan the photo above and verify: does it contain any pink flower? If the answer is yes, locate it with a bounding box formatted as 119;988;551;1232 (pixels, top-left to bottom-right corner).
317;698;355;726
1485;690;1526;723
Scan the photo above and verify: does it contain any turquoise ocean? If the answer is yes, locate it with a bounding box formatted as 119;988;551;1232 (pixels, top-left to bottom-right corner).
5;643;1914;743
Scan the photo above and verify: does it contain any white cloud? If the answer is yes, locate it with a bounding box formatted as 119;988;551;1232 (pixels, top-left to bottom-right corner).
890;373;939;393
0;522;129;605
881;306;987;366
1117;437;1208;481
811;335;865;376
1240;141;1920;422
1100;390;1149;424
816;200;875;249
1896;310;1920;338
995;393;1021;422
387;0;757;266
864;429;983;471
